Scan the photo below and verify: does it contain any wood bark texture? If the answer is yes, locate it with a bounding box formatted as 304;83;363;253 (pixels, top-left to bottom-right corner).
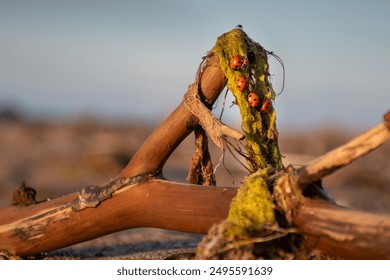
294;199;390;259
0;181;237;256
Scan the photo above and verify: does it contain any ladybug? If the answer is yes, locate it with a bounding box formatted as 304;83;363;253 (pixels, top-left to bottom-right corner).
230;55;242;71
248;92;260;108
261;99;271;113
236;76;247;92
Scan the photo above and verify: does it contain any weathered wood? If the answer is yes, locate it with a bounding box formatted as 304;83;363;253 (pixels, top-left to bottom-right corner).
294;199;390;259
0;180;237;256
297;121;390;187
2;180;389;259
184;83;244;150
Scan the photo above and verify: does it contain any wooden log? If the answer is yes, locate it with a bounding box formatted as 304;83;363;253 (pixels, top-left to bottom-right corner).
294;199;390;259
1;180;389;259
0;180;237;256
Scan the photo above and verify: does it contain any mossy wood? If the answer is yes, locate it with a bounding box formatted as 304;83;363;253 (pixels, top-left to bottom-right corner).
211;28;283;171
209;28;284;230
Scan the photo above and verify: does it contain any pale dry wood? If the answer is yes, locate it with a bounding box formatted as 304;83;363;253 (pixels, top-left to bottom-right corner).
297;121;390;187
184;83;244;150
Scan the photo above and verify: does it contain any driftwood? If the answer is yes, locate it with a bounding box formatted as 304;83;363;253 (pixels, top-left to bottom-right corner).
297;120;390;188
0;28;389;259
0;181;237;256
294;199;390;259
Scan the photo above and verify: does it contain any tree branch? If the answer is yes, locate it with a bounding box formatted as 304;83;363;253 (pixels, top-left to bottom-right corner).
297;118;390;187
184;83;244;150
0;180;237;256
294;199;390;259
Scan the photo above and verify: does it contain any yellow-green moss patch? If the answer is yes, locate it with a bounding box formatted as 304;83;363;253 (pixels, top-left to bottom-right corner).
227;170;275;230
211;27;283;172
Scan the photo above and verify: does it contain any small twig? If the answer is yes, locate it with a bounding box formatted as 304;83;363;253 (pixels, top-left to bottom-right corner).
224;139;252;172
221;125;245;140
184;83;245;150
297;113;390;187
217;227;297;255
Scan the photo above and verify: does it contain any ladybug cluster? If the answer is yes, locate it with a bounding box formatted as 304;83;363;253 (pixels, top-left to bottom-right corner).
229;53;271;113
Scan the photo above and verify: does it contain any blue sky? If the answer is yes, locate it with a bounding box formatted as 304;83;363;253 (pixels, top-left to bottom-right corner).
0;0;389;130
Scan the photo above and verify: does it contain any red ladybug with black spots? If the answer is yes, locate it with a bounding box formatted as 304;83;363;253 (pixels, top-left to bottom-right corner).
230;55;242;71
236;76;247;92
248;92;260;108
261;99;271;113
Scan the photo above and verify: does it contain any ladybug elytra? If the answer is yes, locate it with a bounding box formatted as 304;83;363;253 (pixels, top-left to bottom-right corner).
230;55;242;71
236;76;247;92
261;99;271;113
248;92;260;108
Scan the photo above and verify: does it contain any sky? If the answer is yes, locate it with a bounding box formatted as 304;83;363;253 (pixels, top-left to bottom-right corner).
0;0;389;131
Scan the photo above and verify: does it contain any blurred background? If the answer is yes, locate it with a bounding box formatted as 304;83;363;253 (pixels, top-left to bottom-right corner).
1;1;389;211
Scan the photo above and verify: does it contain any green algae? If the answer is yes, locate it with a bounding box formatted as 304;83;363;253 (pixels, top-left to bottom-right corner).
210;27;285;230
211;28;283;172
227;169;275;231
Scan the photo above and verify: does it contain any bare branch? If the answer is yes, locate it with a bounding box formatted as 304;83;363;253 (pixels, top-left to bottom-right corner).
184;83;244;150
297;119;390;187
0;180;237;257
